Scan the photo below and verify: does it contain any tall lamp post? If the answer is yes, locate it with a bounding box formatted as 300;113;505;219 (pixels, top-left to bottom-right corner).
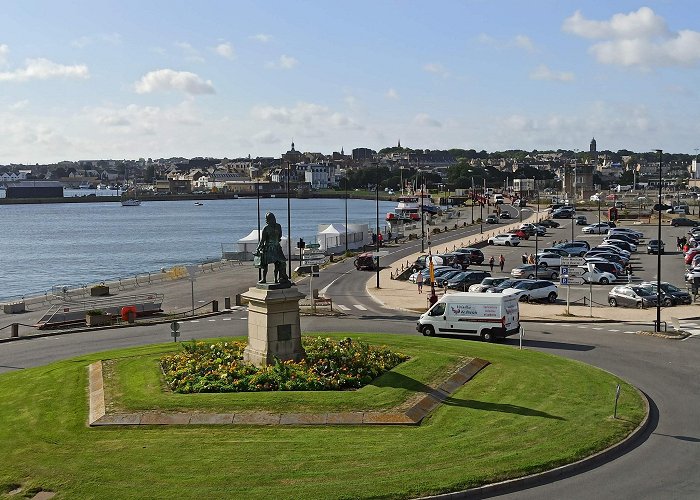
471;176;475;224
656;149;663;332
344;177;348;254
375;163;380;289
571;164;576;242
420;177;425;253
256;180;261;282
480;178;484;234
286;166;292;280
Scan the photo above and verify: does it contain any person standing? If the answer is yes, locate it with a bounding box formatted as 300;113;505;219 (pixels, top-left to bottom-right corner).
499;254;505;272
489;256;495;271
416;272;424;294
522;253;527;264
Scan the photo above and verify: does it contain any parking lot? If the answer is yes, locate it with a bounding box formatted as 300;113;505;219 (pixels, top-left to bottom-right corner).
417;206;698;310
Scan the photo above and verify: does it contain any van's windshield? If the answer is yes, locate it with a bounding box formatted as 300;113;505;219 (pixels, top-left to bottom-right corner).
429;303;446;316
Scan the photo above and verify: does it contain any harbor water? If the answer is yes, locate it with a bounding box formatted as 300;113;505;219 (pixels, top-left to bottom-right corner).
0;197;395;301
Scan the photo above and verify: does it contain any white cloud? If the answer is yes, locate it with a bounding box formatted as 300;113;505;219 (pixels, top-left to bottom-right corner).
214;42;235;60
0;44;8;66
251;34;272;43
253;130;279;144
175;41;204;63
0;58;89;82
251;101;363;130
386;88;399;99
133;69;215;95
530;64;575;82
9;99;29;110
423;62;449;78
414;113;442;127
71;34;121;48
477;34;537;52
563;7;700;68
514;35;536;52
562;7;667;40
266;55;298;69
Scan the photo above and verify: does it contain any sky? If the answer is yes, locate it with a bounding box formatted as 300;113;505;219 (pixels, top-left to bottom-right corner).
1;0;699;164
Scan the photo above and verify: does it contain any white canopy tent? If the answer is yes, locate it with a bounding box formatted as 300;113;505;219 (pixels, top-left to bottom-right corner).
317;223;368;253
236;229;288;257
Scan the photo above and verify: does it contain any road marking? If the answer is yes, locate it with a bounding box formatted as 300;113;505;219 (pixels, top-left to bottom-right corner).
624;331;635;333
338;304;351;311
190;320;200;323
577;326;587;329
354;304;367;310
222;318;232;321
544;323;556;326
592;327;603;330
208;319;216;322
239;317;247;320
609;329;620;332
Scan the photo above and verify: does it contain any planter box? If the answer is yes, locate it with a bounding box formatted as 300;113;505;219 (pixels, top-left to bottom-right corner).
3;301;26;314
90;285;110;297
86;314;112;327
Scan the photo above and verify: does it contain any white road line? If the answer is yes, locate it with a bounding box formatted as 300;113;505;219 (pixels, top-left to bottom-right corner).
338;304;351;311
239;317;247;320
544;323;556;326
190;320;200;323
592;327;603;330
624;331;635;333
222;318;232;321
354;304;367;310
208;319;216;322
577;326;588;329
609;329;620;332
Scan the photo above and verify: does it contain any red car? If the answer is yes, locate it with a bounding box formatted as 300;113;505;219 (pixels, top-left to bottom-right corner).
685;249;700;265
508;229;530;240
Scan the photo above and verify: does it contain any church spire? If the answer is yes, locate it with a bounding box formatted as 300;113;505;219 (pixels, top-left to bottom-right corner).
398;139;401;148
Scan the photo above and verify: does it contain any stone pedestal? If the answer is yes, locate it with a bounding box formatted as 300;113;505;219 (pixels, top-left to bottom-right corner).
242;285;306;367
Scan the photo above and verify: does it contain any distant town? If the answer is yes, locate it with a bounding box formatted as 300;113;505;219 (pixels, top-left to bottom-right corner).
2;139;700;200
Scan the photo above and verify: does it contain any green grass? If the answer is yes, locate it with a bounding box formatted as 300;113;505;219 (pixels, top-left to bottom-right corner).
0;333;645;499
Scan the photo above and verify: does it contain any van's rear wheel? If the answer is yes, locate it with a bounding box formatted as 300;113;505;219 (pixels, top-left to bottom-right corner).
422;325;435;337
481;329;496;342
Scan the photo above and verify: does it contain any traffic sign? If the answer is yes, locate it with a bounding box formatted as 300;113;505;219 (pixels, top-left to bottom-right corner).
560;276;584;285
370;250;390;258
567;267;585;277
170;321;180;332
561;266;568;276
561;256;585;266
307;243;321;249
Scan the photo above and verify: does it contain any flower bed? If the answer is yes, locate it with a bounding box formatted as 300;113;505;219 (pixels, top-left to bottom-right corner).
160;337;409;393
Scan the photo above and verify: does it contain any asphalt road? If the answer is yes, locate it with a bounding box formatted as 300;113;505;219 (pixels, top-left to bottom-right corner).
2;205;699;498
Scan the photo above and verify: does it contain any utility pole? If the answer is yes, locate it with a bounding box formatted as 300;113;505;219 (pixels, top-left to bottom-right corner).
656;149;663;332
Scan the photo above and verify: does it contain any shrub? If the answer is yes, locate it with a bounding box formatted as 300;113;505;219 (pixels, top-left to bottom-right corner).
160;337;409;393
86;309;104;316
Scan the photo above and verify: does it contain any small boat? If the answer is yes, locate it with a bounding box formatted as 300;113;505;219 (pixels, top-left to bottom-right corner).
194;202;203;206
79;183;93;189
121;199;141;207
97;184;108;190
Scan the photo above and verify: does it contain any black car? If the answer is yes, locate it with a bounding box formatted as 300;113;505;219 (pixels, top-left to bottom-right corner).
639;281;692;306
447;270;492;291
538;219;561;228
670;217;699;227
554;242;588;256
608;285;659;308
439;252;471;270
454;247;485;265
647;239;665;254
499;211;512;219
486;278;526;294
552;209;574;219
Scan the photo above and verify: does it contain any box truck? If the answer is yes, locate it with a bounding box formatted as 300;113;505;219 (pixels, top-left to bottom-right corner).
416;292;520;342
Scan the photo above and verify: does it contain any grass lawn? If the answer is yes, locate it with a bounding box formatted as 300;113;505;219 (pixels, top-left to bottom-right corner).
0;333;645;499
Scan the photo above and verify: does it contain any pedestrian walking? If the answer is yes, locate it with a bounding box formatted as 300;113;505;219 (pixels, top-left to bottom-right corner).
499;254;505;272
677;237;682;252
416;272;424;294
522;253;527;264
528;253;535;264
489;256;495;271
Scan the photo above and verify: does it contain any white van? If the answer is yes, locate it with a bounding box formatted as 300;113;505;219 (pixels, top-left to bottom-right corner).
416;292;520;342
494;193;504;204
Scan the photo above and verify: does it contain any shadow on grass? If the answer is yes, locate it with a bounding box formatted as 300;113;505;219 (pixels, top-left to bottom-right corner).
371;370;434;394
443;397;566;420
502;338;596;352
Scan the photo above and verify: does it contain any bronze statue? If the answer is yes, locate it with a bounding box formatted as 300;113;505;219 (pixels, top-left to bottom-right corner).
254;212;291;285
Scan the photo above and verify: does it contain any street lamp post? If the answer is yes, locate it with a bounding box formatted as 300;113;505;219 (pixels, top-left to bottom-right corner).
286;165;292;280
376;163;380;289
656;149;663;332
471;176;475;224
480;178;484;234
344;177;349;254
420;177;425;253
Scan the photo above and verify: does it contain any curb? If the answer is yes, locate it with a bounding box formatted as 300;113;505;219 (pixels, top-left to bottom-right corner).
418;386;652;499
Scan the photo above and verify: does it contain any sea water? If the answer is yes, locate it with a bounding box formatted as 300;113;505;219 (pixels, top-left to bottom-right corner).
0;197;395;300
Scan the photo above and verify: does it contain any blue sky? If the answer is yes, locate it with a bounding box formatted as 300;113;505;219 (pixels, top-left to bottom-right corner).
1;0;699;163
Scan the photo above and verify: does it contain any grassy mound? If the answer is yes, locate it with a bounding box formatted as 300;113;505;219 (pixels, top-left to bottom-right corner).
0;333;645;499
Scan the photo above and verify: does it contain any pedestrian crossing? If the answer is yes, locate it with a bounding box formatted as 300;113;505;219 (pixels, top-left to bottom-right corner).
680;322;700;341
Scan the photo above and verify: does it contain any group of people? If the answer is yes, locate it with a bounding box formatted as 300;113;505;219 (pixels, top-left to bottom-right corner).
677;236;694;252
488;254;506;272
521;253;536;265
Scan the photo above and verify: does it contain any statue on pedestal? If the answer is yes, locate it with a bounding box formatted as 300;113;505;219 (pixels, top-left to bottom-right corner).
254;212;291;286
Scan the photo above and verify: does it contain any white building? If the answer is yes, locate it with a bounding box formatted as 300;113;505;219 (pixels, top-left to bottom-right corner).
303;163;336;189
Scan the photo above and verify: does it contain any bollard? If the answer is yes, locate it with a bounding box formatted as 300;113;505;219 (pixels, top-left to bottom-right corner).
235;294;243;306
11;323;19;338
224;296;231;309
212;300;219;312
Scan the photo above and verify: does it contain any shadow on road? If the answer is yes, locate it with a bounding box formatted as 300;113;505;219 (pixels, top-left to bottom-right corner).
503;338;596;352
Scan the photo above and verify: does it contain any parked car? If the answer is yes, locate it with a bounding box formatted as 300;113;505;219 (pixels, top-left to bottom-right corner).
554;242;588;257
608;285;659;308
408;266;453;284
684;248;700;265
552;208;574;219
537;219;560;228
596;245;631;258
488;234;521;246
536;252;562;268
532;225;547;236
519;223;537;236
486;214;499;224
446;270;492;291
608;228;643;239
579;267;617;285
486;278;526;293
507;228;530;240
468;277;509;293
504;280;558;303
605;233;639;246
603;239;637;253
684;265;700;283
670;217;698;227
510;264;559;280
582;223;611;234
639;281;692;306
587;260;626;277
647;239;665;254
666;205;688;214
453;247;485;265
439;252;471;270
433;269;466;287
584;251;627;266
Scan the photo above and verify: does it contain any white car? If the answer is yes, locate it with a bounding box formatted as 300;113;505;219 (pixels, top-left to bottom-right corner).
536;252;562;267
603;239;638;252
579;267;617;285
582;223;610;234
685;266;700;283
487;234;520;246
666;206;688;214
597;245;631;259
503;280;558;303
608;228;643;239
590;194;601;202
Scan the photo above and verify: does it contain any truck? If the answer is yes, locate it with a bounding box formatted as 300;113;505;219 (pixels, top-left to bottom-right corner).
416;291;520;342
